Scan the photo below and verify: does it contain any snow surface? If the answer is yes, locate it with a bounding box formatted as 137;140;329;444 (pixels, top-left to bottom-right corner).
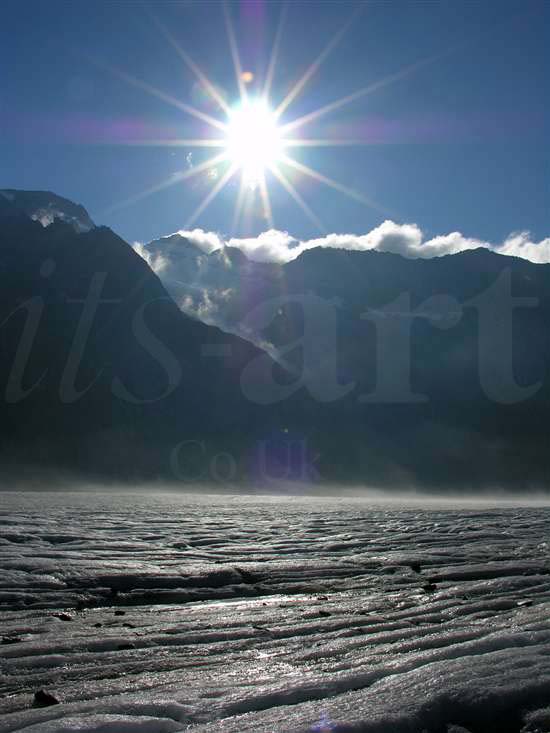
1;491;550;732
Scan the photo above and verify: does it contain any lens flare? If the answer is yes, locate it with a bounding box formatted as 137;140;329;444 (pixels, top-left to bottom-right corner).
102;3;438;229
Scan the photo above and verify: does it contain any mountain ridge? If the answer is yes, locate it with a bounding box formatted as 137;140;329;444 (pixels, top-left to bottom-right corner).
0;189;95;233
0;198;282;482
1;189;550;490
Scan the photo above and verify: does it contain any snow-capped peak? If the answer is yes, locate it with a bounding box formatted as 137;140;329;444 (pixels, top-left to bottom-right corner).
0;189;95;233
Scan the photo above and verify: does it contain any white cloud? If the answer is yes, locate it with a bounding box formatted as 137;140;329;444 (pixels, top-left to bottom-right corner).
148;221;550;265
497;232;550;263
227;230;300;263
133;241;169;274
175;229;224;254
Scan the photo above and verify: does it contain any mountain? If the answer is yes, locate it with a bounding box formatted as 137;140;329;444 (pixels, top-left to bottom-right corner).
0;189;95;233
0;203;281;482
140;232;550;489
1;192;550;490
140;231;550;400
140;232;284;352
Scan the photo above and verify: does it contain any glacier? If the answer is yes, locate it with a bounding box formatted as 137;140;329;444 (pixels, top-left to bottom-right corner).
1;491;550;732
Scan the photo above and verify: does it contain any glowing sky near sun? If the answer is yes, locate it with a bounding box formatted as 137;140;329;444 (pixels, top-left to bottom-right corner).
0;1;546;244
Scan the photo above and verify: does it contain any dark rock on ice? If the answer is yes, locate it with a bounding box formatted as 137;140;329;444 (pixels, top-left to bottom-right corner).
252;625;272;635
53;613;73;622
236;567;261;584
33;689;60;707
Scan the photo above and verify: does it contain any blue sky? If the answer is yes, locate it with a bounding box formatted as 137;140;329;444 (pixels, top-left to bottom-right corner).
1;0;547;246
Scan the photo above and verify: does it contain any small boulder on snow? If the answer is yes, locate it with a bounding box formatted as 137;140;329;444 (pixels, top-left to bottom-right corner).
2;635;22;644
33;689;60;707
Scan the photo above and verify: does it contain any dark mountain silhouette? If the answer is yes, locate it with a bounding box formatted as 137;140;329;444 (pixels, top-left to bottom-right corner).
0;189;95;232
273;247;550;489
1;193;549;489
0;201;280;482
141;232;550;489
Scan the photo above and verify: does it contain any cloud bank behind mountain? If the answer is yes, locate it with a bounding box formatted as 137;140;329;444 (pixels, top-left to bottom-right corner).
136;221;550;267
133;220;550;361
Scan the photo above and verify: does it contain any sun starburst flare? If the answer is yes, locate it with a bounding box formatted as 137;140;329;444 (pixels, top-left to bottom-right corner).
99;2;441;231
224;99;283;189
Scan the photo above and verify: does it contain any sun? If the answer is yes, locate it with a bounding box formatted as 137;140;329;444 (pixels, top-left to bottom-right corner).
224;99;284;189
104;3;428;229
